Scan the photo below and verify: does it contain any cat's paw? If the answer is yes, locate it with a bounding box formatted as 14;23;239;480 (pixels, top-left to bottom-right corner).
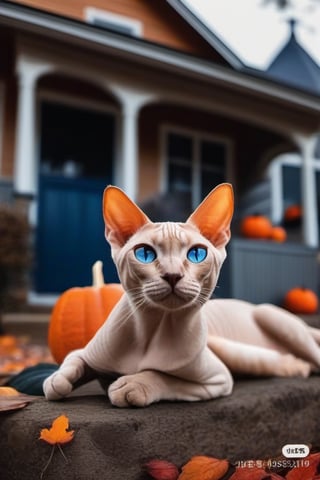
277;354;311;378
108;375;154;407
43;367;77;400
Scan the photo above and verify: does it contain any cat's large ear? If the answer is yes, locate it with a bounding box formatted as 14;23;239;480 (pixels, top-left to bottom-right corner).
187;183;234;248
103;186;150;247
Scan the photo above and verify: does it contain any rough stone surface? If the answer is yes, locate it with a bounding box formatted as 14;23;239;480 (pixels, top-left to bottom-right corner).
1;376;320;479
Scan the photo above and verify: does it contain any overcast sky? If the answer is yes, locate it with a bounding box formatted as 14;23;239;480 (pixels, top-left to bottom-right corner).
183;0;320;69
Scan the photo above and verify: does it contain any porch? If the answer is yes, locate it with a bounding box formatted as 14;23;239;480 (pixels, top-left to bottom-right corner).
1;20;320;302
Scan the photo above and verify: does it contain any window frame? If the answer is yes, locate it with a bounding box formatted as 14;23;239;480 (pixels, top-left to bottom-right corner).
160;125;233;209
269;153;320;224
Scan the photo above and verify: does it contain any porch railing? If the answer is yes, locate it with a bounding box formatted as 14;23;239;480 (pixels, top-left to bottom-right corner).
217;237;319;305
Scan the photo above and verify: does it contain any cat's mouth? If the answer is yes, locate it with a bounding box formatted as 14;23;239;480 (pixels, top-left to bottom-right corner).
144;283;199;310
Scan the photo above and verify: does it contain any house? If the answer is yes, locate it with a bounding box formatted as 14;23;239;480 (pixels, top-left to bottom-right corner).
0;0;319;305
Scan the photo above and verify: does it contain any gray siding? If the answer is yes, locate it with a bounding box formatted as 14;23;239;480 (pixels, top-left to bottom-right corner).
217;238;318;305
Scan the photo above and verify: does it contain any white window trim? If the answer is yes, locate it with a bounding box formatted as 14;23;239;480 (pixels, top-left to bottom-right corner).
269;153;320;224
84;7;143;37
0;82;5;175
160;124;234;208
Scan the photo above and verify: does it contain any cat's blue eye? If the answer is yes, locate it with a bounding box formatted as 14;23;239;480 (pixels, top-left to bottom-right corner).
187;246;207;263
134;245;157;264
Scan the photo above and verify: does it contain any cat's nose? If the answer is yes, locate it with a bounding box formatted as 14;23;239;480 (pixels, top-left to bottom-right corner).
161;273;183;290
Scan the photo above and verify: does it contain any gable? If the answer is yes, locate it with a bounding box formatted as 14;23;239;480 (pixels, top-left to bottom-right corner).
10;0;230;65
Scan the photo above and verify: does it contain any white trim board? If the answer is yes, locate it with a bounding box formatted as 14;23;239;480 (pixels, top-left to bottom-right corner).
85;7;143;37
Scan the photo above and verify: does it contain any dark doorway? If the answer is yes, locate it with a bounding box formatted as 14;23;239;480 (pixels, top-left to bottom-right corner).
35;101;119;293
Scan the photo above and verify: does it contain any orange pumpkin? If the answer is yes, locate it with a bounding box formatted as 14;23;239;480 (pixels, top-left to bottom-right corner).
240;214;272;239
284;204;302;223
48;261;124;364
283;287;319;315
270;226;287;242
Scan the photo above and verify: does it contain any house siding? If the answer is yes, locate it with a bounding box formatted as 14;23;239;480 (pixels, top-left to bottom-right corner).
10;0;225;62
0;31;16;178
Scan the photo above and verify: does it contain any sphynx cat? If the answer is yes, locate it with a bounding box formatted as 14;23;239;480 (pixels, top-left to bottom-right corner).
43;183;320;407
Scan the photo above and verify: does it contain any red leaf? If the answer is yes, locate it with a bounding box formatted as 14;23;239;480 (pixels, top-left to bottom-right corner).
230;465;283;479
144;459;179;480
286;453;320;479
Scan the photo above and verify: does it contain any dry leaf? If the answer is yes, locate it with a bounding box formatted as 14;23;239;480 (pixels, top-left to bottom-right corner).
178;455;229;480
230;466;283;479
39;414;74;445
0;398;29;411
0;392;38;412
285;453;320;480
144;459;179;480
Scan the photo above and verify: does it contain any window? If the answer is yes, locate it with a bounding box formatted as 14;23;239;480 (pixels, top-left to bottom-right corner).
85;7;143;37
282;164;301;210
164;130;230;208
269;152;320;225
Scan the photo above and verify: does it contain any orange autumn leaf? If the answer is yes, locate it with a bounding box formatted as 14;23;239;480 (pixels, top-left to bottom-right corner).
0;335;17;348
39;414;74;445
0;386;19;396
178;455;229;480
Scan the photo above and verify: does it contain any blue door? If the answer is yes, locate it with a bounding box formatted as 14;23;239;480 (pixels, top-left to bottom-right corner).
35;101;118;293
35;176;119;293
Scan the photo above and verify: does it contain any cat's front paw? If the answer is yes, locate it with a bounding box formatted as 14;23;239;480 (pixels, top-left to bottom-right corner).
277;354;311;378
43;370;74;400
108;375;155;407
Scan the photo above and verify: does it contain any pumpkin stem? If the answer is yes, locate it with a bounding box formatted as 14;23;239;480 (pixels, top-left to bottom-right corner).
92;261;105;287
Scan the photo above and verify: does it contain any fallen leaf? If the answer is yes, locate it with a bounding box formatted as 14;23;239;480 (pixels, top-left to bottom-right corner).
39;414;74;445
0;386;19;395
144;459;179;480
286;453;320;479
230;466;283;479
0;335;17;348
178;455;229;480
0;393;38;412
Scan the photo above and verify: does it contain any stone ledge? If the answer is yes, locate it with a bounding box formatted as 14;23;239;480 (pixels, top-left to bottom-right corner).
1;376;320;479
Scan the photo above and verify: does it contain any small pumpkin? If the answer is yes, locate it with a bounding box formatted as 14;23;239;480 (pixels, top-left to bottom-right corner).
270;226;287;243
48;261;124;364
283;287;319;315
284;204;302;223
240;214;273;239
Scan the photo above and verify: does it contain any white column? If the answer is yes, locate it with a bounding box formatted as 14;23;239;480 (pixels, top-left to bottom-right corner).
269;159;283;225
109;86;156;200
14;62;52;195
120;101;139;200
293;134;318;248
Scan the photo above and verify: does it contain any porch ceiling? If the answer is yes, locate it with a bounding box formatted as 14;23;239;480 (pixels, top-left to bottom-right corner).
1;1;319;137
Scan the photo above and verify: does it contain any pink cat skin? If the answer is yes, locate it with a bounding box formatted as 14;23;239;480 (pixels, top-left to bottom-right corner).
43;184;320;407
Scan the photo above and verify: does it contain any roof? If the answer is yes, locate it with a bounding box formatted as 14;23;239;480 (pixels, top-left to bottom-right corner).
1;0;320;113
266;19;320;95
169;4;320;96
166;0;244;69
